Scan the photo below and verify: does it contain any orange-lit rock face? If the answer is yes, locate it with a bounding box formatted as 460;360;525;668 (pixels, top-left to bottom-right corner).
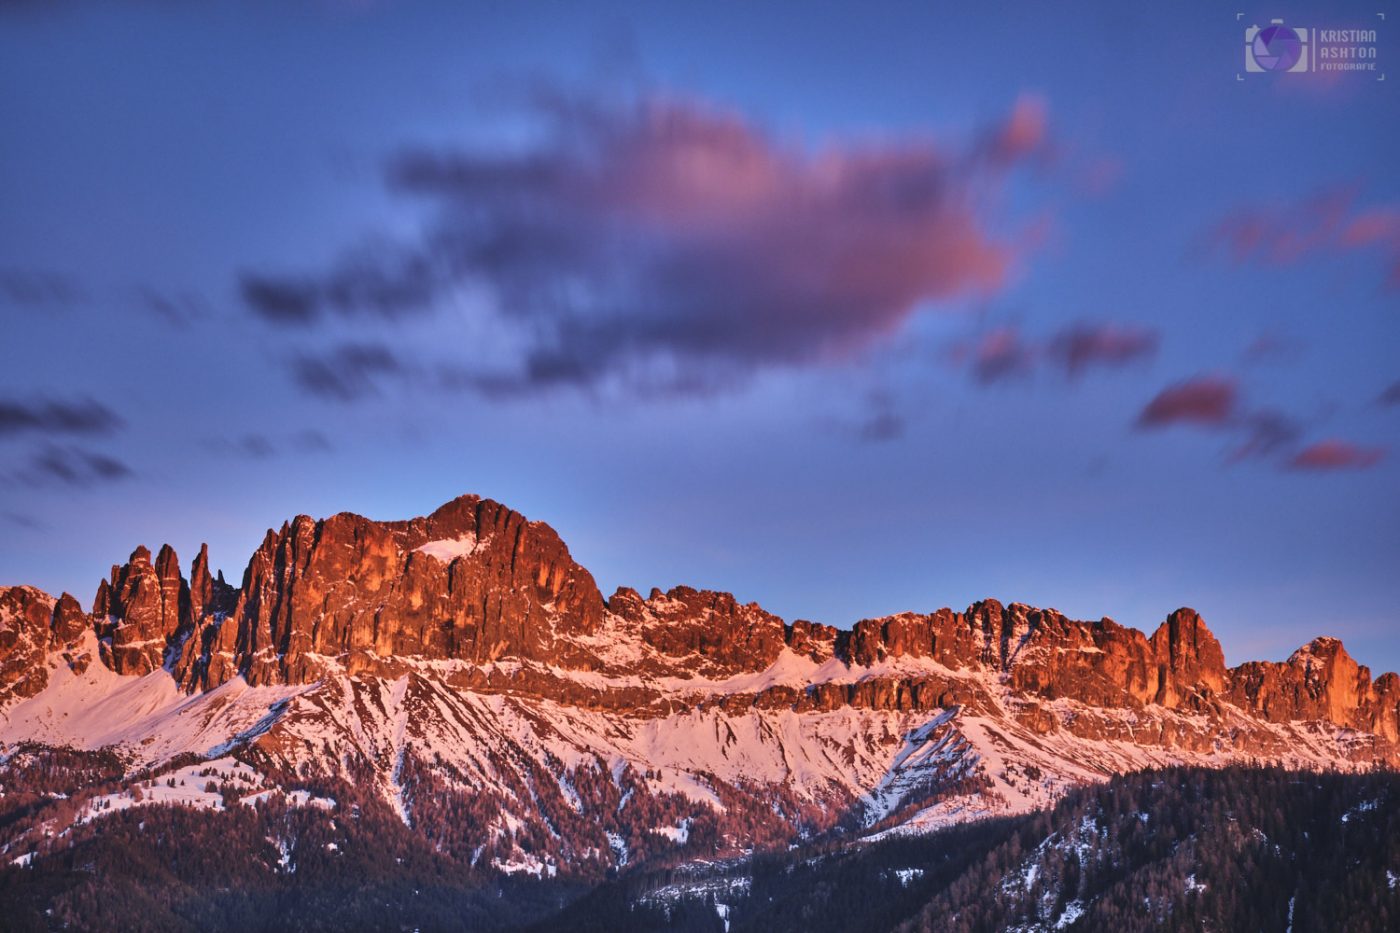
0;586;57;701
93;544;190;676
0;587;87;702
169;495;604;688
17;492;1389;759
1225;637;1400;741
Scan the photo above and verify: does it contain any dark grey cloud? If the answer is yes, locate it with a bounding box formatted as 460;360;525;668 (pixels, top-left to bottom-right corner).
821;390;909;444
2;511;44;531
1378;380;1400;407
0;269;84;311
241;244;436;326
202;429;334;458
855;407;906;443
233;434;275;459
291;429;333;452
19;445;133;487
241;277;319;324
243;90;1050;396
0;397;122;438
290;342;404;402
137;287;211;326
1226;409;1305;463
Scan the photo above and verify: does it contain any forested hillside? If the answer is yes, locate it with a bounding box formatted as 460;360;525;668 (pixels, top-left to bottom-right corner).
533;767;1400;933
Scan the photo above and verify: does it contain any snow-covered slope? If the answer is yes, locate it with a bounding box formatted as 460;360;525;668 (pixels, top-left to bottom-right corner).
2;494;1397;879
2;616;1387;878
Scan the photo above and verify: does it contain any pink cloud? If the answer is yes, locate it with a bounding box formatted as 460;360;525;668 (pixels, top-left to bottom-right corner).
978;94;1048;165
969;326;1036;383
1136;376;1238;428
1048;323;1158;378
1209;187;1400;289
249;90;1054;397
1076;156;1124;197
1288;439;1385;471
1242;332;1303;364
1136;375;1384;475
1341;207;1400;247
953;320;1157;386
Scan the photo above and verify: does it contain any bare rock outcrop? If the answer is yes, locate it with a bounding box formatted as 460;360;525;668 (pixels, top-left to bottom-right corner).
0;491;1391;761
176;494;604;688
0;587;89;701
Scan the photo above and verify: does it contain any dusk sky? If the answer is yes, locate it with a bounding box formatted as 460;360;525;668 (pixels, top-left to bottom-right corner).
2;1;1397;671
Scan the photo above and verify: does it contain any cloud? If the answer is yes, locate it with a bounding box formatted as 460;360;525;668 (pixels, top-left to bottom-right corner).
241;277;319;324
291;429;333;452
0;397;122;438
1209;186;1400;289
1378;380;1400;407
1287;439;1385;471
202;429;334;457
1136;376;1381;475
290;342;404;402
857;409;905;442
952;320;1157;385
966;326;1035;384
852;391;907;443
241;243;435;326
0;269;84;311
976;94;1048;165
244;89;1050;396
1046;323;1158;378
1242;332;1303;364
136;287;211;326
1136;376;1237;428
19;446;133;487
2;511;44;531
820;389;909;444
1075;157;1124;197
213;434;276;459
1226;409;1304;463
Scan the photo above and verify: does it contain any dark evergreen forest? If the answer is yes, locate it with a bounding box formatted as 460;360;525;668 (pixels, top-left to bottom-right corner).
3;765;1397;932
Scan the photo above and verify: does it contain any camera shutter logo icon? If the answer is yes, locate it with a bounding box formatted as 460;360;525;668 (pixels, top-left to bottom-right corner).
1246;20;1310;72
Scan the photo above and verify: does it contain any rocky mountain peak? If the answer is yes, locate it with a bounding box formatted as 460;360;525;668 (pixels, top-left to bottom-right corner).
0;586;91;702
5;492;1397;767
3;491;1400;900
1147;606;1227;705
189;542;236;621
1289;635;1350;669
172;495;605;689
93;542;190;676
610;584;788;674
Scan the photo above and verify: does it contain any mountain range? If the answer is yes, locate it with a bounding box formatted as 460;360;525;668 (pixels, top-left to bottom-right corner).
2;494;1397;928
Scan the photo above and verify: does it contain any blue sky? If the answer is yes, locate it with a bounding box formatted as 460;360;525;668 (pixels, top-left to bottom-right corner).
2;0;1397;671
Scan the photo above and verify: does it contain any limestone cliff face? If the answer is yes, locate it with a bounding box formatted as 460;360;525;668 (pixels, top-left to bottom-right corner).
0;587;87;702
609;585;789;675
1227;637;1400;743
1148;607;1227;707
175;495;604;688
188;542;236;624
836;600;1231;715
2;492;1395;760
92;544;191;675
